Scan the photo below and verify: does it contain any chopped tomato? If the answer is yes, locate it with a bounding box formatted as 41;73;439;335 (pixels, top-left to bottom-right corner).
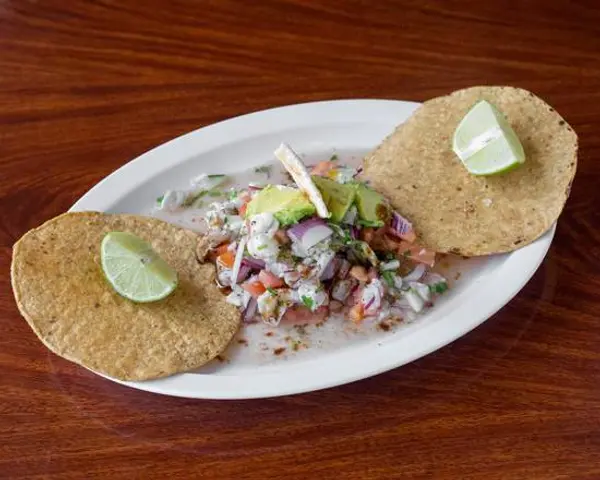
349;304;365;323
360;227;375;243
368;229;398;252
401;229;417;243
216;251;235;268
385;224;417;243
311;161;336;176
367;268;379;280
397;241;436;267
239;203;248;217
239;191;252;203
258;270;285;288
214;243;231;256
242;281;266;297
280;305;328;325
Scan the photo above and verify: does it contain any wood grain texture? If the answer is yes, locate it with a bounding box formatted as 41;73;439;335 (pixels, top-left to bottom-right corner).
1;1;600;478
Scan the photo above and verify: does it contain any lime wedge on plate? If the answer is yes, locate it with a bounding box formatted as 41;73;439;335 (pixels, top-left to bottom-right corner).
101;232;178;302
452;100;525;175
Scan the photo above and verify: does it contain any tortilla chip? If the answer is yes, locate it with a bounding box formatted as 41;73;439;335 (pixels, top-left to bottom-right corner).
11;212;240;381
363;86;578;256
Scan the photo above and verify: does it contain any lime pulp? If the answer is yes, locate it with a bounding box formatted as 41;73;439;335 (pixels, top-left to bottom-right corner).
100;232;178;303
452;100;525;176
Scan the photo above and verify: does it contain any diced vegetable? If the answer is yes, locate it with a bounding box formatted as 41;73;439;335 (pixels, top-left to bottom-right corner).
423;272;447;286
242;257;266;270
280;305;328;325
319;256;338;281
301;296;315;310
355;183;390;227
337;258;351;279
242;281;267;297
382;270;395;288
429;281;449;294
380;259;400;271
351;240;379;267
396;241;436;267
404;289;425;312
342;205;358;225
311;161;336;176
217;251;235;268
258;270;285;288
332;279;355;302
349;304;365;323
287;218;333;251
243;298;258;323
349;265;369;282
236;263;251;283
214;243;231;256
230;238;247;285
403;263;426;282
389;211;417;242
411;282;431;302
311;175;357;222
239;203;248;217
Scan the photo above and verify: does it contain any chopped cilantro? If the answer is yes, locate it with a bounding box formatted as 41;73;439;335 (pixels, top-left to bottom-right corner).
156;195;164;204
385;252;396;261
257;244;267;251
229;189;238;200
301;295;314;310
208;189;222;197
382;271;395;288
182;190;208;207
330;153;338;162
357;219;381;228
208;174;226;179
266;287;277;295
223;216;229;224
254;165;272;177
429;282;448;294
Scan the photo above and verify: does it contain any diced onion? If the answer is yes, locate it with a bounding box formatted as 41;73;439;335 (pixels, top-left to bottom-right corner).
230;237;247;285
287;218;333;251
389;211;416;242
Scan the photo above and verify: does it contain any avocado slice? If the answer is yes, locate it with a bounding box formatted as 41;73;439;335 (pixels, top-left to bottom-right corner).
245;185;316;225
311;176;357;223
355;184;390;227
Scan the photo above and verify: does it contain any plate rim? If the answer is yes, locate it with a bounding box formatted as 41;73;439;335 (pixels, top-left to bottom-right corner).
70;98;554;399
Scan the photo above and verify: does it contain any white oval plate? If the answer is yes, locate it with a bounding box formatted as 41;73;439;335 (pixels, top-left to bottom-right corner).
71;100;554;399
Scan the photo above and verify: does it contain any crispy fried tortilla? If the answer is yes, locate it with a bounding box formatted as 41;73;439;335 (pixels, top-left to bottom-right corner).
11;212;240;381
364;86;578;256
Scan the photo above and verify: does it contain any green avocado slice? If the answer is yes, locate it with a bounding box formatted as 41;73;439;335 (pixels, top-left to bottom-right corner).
311;176;357;223
355;183;390;227
245;185;316;225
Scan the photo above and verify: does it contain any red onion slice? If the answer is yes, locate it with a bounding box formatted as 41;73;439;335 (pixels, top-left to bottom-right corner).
242;298;258;323
287;217;333;251
389;211;416;242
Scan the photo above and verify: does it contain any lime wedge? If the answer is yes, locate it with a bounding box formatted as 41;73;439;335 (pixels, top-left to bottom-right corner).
101;232;178;302
452;100;525;175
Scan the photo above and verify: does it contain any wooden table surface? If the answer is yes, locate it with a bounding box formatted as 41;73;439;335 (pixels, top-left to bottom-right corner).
2;1;600;478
